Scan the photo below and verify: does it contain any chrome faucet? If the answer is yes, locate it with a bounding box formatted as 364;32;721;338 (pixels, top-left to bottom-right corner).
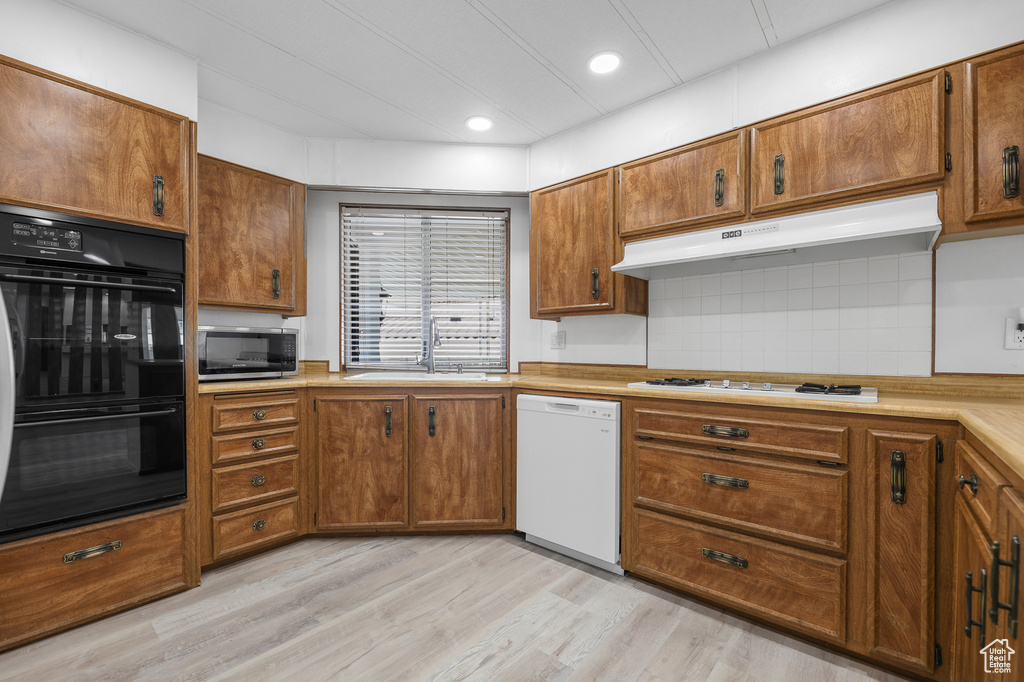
418;316;441;373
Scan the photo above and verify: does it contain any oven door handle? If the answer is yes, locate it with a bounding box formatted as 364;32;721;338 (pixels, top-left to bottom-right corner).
0;274;178;295
13;407;179;429
0;289;15;505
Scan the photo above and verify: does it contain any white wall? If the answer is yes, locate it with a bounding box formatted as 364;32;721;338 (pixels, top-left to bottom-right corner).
0;0;197;119
529;0;1024;189
197;100;308;182
304;190;540;372
935;235;1024;374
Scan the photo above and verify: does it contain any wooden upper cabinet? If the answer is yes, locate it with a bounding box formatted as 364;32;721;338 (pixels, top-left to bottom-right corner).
618;130;747;238
197;155;306;314
0;56;189;232
964;43;1024;224
531;169;646;318
750;70;945;214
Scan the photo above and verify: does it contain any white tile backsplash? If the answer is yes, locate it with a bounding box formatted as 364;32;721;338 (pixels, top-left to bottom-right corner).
649;253;933;376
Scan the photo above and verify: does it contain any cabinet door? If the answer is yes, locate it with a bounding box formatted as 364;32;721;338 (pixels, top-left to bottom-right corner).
410;395;504;529
316;396;408;531
991;488;1024;679
867;430;937;674
0;57;188;232
964;44;1024;224
618;131;747;238
954;495;998;682
750;71;944;214
197;155;306;313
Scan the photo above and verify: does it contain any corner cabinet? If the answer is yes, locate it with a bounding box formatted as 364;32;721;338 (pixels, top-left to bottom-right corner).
530;169;647;318
0;56;190;232
197;155;306;315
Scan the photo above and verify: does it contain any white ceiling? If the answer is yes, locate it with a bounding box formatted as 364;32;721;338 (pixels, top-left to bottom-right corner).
59;0;894;145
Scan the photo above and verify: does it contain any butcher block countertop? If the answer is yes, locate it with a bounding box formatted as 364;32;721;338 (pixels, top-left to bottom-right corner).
200;365;1024;484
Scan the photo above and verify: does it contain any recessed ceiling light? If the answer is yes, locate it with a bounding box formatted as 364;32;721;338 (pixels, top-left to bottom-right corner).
466;116;493;131
588;51;621;74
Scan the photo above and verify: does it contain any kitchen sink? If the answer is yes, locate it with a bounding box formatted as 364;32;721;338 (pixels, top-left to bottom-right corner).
342;371;498;381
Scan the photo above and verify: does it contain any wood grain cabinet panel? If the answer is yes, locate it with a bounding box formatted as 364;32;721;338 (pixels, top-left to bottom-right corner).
618;131;747;238
411;394;504;529
211;455;299;513
211;425;299;465
212;396;299;433
0;56;189;232
315;396;409;531
197;155;306;314
964;43;1024;225
750;70;944;214
530;169;646;318
957;440;1011;532
953;494;997;682
210;497;299;562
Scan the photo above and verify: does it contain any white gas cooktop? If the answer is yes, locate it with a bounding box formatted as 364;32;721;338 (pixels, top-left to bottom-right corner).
627;379;879;403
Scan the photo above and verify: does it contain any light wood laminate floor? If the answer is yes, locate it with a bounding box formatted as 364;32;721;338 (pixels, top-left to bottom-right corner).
0;534;908;681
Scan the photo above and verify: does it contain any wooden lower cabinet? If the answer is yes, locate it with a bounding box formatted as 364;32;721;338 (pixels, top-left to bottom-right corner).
0;505;188;651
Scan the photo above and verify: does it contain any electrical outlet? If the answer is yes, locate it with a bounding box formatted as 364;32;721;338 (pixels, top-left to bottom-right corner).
1004;318;1024;350
550;331;566;350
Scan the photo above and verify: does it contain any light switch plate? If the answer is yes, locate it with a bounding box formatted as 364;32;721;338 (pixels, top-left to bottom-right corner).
550;331;566;349
1004;318;1024;349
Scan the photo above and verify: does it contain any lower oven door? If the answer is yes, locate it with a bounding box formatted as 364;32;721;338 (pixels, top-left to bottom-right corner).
0;401;185;541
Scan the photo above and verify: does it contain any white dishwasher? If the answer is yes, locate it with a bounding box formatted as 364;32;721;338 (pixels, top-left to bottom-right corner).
516;394;622;574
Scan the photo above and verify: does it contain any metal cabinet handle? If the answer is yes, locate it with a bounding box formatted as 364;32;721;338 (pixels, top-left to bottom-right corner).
252;474;266;487
428;405;436;437
253;519;267;531
965;569;988;641
272;269;281;299
1005;145;1020;199
63;540;122;564
252;438;265;450
890;450;907;504
701;473;749;489
773;153;785;195
152;175;164;216
385;405;393;438
591;268;600;301
702;424;749;439
714;168;725;207
989;536;1020;637
959;472;979;496
253;409;267;421
701;547;748;569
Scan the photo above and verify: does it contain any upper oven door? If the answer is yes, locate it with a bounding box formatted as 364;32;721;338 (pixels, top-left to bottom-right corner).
0;266;184;408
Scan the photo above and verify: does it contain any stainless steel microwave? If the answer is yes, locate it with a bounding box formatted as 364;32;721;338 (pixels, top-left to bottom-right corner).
198;326;299;381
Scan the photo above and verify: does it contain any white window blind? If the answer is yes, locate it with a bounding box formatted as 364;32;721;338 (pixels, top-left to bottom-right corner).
341;205;509;371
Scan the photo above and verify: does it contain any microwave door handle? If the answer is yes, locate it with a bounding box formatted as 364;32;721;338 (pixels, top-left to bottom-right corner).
13;407;179;429
0;274;178;295
0;290;15;505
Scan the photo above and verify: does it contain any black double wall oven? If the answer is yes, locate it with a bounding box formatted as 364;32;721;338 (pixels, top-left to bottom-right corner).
0;203;186;542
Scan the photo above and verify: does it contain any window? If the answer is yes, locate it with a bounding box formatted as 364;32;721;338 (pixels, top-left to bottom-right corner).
341;205;509;371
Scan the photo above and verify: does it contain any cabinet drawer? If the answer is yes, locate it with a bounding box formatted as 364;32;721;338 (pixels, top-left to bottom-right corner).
211;455;299;513
212;396;298;433
0;506;186;649
632;510;846;642
211;426;299;465
634;407;848;464
955;440;1008;531
211;497;298;562
635;445;847;552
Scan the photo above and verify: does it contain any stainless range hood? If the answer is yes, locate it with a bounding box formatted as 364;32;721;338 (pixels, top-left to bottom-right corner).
611;192;942;280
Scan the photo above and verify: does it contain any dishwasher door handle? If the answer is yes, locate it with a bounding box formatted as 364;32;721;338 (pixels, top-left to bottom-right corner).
546;402;581;413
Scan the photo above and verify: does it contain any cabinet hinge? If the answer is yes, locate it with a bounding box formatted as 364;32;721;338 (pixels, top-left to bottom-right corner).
937;440;944;463
945;153;952;173
502;395;506;409
944;74;952;94
934;643;943;667
313;398;317;412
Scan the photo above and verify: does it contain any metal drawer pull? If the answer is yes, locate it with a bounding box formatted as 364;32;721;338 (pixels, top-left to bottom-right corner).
773;153;785;195
272;269;281;299
701;473;749;489
702;547;748;569
1005;145;1020;199
890;450;907;504
989;536;1020;637
252;438;265;450
959;472;979;496
63;540;122;564
253;519;267;531
702;424;749;439
428;405;436;437
153;175;164;216
591;268;600;300
965;569;988;641
253;409;267;421
385;405;393;438
252;474;266;487
713;168;725;207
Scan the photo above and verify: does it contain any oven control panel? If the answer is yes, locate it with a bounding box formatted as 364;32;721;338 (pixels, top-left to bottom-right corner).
11;222;83;252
